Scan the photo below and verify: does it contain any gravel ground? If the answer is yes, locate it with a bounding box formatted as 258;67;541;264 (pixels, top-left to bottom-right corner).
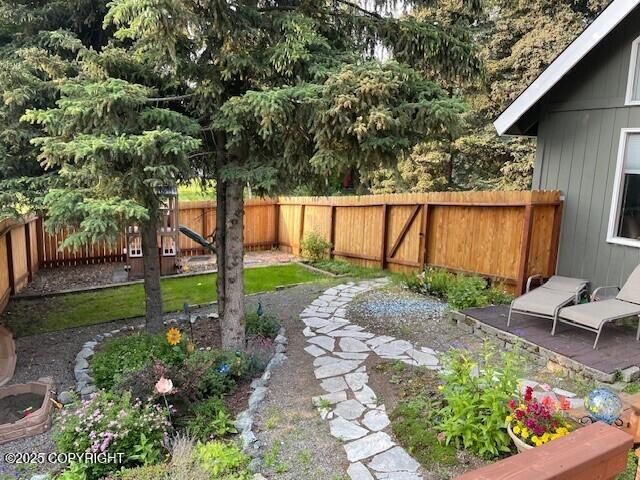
248;282;351;480
347;286;483;353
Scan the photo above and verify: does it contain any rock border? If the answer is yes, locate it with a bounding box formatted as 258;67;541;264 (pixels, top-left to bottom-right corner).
448;310;637;385
235;326;288;474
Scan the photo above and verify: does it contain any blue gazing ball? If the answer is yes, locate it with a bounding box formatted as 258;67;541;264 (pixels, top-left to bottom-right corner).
584;388;622;425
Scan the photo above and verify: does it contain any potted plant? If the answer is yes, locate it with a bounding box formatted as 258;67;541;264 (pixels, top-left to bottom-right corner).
506;386;573;453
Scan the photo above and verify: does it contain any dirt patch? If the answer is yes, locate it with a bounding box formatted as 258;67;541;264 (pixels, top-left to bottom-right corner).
0;393;44;424
19;263;124;296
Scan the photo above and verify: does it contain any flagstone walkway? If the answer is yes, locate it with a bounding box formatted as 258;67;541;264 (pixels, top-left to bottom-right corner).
301;278;441;480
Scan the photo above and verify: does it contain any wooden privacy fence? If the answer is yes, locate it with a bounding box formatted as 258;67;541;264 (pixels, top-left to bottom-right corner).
1;190;563;300
278;191;563;294
0;216;41;312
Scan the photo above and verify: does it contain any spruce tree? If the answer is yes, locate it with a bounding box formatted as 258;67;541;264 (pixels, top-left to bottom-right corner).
21;1;482;346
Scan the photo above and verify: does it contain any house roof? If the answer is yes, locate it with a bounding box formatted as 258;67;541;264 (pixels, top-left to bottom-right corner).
494;0;640;136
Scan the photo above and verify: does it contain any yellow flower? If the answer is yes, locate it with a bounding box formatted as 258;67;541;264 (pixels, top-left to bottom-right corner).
520;428;530;439
531;435;541;446
513;425;521;435
166;327;182;346
506;415;513;423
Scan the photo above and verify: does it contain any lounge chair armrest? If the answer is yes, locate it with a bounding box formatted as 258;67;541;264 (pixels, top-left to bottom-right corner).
591;286;620;302
526;274;544;293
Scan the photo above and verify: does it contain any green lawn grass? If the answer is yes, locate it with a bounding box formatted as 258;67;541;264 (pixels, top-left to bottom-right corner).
178;181;215;201
6;263;324;337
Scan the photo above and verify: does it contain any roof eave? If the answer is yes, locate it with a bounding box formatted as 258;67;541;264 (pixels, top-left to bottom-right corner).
494;0;640;137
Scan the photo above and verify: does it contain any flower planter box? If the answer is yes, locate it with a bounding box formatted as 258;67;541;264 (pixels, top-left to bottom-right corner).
508;423;534;453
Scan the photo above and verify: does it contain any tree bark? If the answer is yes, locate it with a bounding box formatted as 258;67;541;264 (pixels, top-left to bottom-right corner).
141;212;163;332
215;134;227;320
221;179;245;349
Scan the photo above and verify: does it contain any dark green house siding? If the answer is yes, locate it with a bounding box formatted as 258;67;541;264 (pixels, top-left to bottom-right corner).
533;8;640;288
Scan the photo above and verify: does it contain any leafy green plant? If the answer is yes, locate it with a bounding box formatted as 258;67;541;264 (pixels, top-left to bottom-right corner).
438;344;521;458
446;275;488;310
196;441;251;479
408;268;513;310
424;268;454;297
245;312;280;339
54;391;169;479
92;332;186;390
185;398;237;441
58;462;89;480
185;349;261;399
301;232;332;262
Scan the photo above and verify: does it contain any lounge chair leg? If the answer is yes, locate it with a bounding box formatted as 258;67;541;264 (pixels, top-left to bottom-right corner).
507;305;513;327
551;309;560;336
593;329;602;350
636;316;640;341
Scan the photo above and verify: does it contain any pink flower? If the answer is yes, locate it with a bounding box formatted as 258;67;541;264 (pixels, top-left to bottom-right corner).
155;377;173;395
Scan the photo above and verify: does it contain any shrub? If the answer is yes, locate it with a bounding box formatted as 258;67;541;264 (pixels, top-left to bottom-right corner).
92;332;186;390
54;391;169;479
406;268;513;310
245;312;280;339
183;397;237;441
301;232;332;262
438;344;521;458
424;268;454;297
446;275;488;310
185;349;261;399
196;441;251;479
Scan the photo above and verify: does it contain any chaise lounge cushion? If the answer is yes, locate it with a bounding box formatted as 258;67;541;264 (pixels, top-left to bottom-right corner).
617;266;640;305
512;288;579;317
560;299;640;329
542;276;589;293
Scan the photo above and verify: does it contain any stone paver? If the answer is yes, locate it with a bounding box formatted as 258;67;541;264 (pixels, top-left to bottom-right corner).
300;279;430;479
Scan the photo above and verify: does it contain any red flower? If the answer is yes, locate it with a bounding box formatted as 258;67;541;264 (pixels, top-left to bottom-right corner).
524;386;533;402
560;397;571;411
508;400;517;410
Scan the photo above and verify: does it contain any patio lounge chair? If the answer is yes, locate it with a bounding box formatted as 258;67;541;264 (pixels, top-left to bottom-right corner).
558;265;640;349
507;276;589;331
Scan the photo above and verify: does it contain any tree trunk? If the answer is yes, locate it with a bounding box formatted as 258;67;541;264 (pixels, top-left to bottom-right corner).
221;179;245;349
215;135;227;320
141;213;163;332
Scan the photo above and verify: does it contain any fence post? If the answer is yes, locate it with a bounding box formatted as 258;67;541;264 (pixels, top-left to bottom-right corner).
35;217;44;269
5;230;14;295
547;200;564;276
329;205;336;259
24;223;32;282
516;203;534;295
380;204;388;270
274;202;280;248
419;204;431;267
298;204;306;256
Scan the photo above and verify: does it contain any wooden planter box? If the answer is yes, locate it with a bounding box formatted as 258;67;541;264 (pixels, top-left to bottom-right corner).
0;377;54;445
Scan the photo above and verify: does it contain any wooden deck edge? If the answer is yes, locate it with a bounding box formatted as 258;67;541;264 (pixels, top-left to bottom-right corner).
449;310;618;384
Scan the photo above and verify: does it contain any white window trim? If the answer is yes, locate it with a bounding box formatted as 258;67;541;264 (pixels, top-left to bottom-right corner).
129;235;143;258
607;128;640;248
625;36;640;105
